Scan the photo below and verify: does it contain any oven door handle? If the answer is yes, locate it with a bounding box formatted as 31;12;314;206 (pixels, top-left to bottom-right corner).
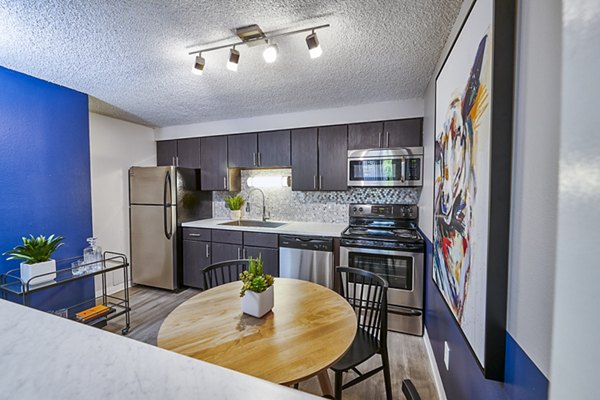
389;305;422;317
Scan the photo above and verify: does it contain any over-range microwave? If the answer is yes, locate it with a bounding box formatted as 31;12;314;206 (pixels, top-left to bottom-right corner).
347;147;423;187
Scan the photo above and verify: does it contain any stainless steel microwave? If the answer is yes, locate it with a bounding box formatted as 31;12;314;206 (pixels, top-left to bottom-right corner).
347;147;424;187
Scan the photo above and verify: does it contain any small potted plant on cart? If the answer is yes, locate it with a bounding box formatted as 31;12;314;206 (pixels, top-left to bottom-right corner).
3;234;64;286
240;255;274;318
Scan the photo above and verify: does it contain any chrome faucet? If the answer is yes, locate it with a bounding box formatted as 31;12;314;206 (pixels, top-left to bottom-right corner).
247;188;270;221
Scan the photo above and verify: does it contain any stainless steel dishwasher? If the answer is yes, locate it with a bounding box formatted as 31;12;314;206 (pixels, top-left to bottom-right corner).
279;235;334;288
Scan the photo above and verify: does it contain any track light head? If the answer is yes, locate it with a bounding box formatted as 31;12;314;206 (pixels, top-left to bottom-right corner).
305;31;322;59
227;47;240;72
263;41;278;63
192;54;205;75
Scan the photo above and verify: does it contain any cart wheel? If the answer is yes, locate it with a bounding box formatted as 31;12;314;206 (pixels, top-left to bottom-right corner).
122;327;130;335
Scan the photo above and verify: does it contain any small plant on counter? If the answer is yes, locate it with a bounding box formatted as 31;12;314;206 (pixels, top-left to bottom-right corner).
239;255;274;297
3;234;64;264
225;194;246;211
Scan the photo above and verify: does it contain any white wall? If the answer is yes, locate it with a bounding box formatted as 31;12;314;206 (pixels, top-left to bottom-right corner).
89;113;156;293
550;0;600;398
419;0;561;378
155;99;424;140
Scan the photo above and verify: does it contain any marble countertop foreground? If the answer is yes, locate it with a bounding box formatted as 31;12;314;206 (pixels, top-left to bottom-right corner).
0;300;317;400
182;218;348;238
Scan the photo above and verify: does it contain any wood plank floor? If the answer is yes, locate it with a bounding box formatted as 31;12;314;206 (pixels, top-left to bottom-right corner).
105;285;439;400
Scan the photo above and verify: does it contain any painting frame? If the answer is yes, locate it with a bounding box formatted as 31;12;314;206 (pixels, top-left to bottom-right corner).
432;0;516;381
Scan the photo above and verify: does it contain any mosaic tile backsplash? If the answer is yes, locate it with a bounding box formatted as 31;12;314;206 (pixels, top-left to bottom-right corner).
213;169;421;224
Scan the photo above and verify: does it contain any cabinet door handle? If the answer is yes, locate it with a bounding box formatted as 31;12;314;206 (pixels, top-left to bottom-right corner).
243;248;247;258
253;153;257;166
313;176;317;190
258;152;261;166
237;247;241;259
319;175;323;190
223;176;227;189
386;131;389;148
172;156;175;166
176;156;180;166
188;233;201;237
378;132;382;148
205;243;210;258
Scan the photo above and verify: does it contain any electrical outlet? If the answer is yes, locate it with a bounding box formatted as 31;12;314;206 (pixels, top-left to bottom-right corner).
444;341;450;370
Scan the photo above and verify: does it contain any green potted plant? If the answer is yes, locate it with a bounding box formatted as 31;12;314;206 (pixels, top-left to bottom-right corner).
4;234;64;286
225;194;245;221
240;255;274;318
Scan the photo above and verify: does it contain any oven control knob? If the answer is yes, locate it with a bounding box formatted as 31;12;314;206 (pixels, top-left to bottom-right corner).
358;207;363;212
352;207;357;212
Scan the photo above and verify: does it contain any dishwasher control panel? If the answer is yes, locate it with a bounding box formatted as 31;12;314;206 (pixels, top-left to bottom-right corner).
279;235;333;252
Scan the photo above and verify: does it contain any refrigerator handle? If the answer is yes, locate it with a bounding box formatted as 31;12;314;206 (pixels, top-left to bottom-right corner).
163;171;173;240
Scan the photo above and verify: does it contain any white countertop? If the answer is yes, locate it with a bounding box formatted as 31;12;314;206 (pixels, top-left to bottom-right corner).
182;218;348;238
0;300;317;400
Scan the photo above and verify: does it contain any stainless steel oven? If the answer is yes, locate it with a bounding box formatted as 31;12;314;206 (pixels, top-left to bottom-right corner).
347;147;423;187
340;242;424;336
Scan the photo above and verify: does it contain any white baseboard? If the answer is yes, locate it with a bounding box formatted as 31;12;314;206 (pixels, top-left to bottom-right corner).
423;327;447;400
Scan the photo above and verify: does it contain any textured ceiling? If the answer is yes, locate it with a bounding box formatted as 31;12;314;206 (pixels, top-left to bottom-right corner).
0;0;462;127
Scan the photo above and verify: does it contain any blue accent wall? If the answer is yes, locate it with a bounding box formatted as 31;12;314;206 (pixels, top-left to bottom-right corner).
422;234;549;399
0;66;94;311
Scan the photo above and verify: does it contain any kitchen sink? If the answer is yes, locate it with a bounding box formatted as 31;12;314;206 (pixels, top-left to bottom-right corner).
219;220;287;228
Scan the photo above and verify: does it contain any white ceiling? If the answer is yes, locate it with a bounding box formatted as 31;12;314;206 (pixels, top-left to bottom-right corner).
0;0;462;127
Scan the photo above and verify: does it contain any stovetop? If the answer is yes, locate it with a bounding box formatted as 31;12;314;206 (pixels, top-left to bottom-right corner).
340;204;424;251
342;226;422;243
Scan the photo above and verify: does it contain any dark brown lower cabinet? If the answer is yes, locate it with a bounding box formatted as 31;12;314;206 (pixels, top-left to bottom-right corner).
244;246;279;277
183;240;211;289
211;242;241;264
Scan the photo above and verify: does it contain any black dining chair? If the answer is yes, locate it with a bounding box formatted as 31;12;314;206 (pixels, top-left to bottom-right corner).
330;266;391;400
202;259;249;289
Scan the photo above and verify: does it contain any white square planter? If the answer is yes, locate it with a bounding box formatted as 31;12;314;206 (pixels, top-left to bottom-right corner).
21;260;56;286
241;285;274;318
230;210;242;221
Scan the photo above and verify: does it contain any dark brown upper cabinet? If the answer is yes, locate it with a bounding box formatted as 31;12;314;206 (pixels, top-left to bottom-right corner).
176;138;202;168
384;119;422;147
156;140;178;166
348;122;383;150
318;125;348;191
347;118;423;150
200;136;229;191
157;138;201;168
228;133;258;168
228;130;291;168
291;128;319;191
257;130;291;167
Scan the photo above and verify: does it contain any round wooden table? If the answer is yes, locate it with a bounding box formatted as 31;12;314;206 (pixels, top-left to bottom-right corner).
157;278;357;394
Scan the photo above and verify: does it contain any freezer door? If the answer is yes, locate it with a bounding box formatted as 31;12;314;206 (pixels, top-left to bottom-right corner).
129;166;176;205
130;204;177;290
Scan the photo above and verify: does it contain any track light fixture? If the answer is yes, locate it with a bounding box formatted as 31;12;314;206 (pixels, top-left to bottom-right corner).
189;23;329;75
227;47;240;71
305;30;322;59
263;40;278;63
192;54;205;75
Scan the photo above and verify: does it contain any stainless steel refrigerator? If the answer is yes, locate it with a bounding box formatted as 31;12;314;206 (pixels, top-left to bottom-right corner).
129;166;212;290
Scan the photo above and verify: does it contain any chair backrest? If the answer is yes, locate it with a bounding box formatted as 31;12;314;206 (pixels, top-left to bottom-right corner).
337;266;389;346
203;259;249;289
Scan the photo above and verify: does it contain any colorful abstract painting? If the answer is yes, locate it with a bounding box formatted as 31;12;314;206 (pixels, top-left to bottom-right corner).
434;0;493;366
